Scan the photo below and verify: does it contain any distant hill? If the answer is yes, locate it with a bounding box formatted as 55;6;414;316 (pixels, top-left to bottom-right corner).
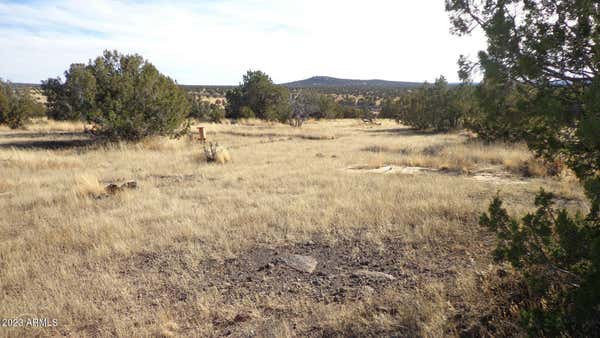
282;76;422;88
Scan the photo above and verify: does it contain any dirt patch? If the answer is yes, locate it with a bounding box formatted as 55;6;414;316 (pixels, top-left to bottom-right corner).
125;237;481;304
112;234;498;336
344;164;530;185
470;172;528;185
344;165;439;175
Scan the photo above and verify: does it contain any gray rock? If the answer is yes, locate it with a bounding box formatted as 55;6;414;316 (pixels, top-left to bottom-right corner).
352;269;396;281
280;254;318;273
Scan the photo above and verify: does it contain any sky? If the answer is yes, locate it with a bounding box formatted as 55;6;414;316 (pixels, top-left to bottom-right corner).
0;0;486;85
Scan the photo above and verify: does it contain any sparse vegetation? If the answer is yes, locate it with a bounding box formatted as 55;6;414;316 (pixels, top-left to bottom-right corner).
0;119;587;336
1;0;597;336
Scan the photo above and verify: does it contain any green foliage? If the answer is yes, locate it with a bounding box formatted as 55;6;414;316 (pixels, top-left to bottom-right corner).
448;0;600;334
190;99;225;123
207;105;225;123
463;81;527;142
0;80;11;124
384;77;469;131
42;63;97;121
317;95;342;119
0;80;43;129
225;70;290;121
480;191;600;335
44;50;190;140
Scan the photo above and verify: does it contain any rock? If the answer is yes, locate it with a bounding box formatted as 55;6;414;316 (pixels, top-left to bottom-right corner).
279;254;318;273
105;183;122;194
352;269;396;281
122;180;137;189
105;181;137;195
257;262;274;272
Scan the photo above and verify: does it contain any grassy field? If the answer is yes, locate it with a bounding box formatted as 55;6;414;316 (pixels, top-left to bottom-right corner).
0;119;587;337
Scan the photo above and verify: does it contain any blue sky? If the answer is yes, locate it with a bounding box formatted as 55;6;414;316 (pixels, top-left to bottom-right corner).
0;0;486;85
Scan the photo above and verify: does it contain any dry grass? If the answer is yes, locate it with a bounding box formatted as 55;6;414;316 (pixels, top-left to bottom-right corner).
0;119;587;336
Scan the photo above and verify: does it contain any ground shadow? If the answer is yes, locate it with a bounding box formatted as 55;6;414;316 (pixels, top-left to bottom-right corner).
0;138;96;150
0;130;98;150
365;128;441;136
0;131;85;139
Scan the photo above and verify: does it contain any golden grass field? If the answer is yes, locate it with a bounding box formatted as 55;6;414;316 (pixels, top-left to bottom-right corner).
0;119;587;337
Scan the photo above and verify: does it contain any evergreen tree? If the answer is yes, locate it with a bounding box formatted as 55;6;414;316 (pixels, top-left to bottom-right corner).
225;70;290;121
447;1;600;334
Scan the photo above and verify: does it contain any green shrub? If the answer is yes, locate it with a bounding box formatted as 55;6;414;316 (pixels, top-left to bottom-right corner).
481;191;599;335
447;0;600;333
239;106;255;119
207;104;225;123
394;76;467;131
317;94;342;119
190;99;225;123
0;80;42;129
225;70;290;121
42;63;97;121
43;50;190;140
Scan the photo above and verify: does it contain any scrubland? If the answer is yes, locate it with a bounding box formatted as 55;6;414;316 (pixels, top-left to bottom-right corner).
0;119;587;337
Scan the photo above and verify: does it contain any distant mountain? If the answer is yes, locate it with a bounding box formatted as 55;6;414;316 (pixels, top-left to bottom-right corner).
281;76;422;88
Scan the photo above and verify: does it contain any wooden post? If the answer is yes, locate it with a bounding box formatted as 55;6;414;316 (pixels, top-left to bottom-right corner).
198;127;206;143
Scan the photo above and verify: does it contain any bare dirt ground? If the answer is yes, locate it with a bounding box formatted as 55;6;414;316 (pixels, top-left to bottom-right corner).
0;119;587;337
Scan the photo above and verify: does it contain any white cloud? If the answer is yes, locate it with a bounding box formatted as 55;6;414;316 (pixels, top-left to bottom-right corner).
0;0;486;84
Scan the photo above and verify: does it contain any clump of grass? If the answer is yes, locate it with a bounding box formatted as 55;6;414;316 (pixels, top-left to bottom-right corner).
72;173;105;198
204;142;231;164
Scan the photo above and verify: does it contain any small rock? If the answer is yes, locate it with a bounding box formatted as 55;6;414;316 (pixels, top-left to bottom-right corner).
122;180;137;189
352;269;396;281
105;183;122;194
257;262;274;272
280;254;318;273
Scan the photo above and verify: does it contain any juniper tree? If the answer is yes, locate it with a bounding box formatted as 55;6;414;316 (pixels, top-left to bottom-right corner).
447;0;600;334
225;70;290;121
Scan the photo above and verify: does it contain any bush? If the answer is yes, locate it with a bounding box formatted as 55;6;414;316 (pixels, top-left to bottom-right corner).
0;80;43;129
481;191;599;335
225;70;290;121
394;76;467;131
317;94;342;119
43;50;190;141
207;105;225;123
190;99;225;123
42;63;96;121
